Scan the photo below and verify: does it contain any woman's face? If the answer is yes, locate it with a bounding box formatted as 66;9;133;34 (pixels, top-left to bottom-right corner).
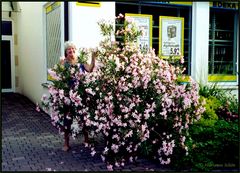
66;46;76;59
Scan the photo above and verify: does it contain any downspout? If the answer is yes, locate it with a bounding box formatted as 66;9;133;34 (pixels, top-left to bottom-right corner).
9;2;14;17
64;2;69;41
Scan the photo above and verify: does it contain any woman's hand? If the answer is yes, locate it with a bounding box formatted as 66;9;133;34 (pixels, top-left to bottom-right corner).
91;48;99;59
60;56;65;65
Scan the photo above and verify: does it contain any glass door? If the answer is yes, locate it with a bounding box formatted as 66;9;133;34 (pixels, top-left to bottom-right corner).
1;38;15;92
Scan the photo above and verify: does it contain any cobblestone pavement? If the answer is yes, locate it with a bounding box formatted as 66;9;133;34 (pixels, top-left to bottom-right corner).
2;93;239;172
2;93;173;171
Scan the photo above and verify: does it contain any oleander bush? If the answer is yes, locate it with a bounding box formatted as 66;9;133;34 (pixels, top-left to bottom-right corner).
41;14;207;171
79;14;205;170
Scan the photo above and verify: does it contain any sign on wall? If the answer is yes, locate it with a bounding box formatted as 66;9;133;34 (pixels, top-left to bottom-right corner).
155;2;238;10
159;16;184;59
76;1;101;7
125;13;152;50
210;1;238;10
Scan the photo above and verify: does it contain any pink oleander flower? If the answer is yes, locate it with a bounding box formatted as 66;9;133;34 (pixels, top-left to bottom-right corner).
36;103;40;112
107;164;113;171
91;150;96;156
48;69;60;81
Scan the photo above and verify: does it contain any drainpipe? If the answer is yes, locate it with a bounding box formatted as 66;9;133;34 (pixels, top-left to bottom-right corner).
9;2;14;17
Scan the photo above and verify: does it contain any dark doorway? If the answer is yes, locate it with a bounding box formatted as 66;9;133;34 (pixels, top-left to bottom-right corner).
1;40;12;90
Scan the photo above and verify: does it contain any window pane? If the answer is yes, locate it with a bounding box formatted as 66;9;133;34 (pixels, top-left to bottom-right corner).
208;10;236;77
2;21;12;35
46;3;62;72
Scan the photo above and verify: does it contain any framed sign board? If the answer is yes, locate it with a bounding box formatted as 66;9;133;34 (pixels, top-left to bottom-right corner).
159;16;184;59
125;13;152;50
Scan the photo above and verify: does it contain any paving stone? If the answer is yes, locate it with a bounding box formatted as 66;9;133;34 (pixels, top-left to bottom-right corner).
12;156;25;161
18;166;33;171
122;169;132;171
2;93;237;172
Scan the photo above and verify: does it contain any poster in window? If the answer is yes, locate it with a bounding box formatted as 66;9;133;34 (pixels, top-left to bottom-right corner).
125;13;152;50
159;16;184;59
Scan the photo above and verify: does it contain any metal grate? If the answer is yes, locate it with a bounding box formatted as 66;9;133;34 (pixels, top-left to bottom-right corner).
46;4;61;70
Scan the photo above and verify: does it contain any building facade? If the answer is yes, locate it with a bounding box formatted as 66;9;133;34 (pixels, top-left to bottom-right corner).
1;1;239;104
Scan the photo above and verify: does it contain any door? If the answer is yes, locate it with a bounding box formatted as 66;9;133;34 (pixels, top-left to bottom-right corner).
1;37;15;92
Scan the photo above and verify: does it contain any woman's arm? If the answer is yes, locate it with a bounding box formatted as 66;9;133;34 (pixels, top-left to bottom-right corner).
84;50;97;72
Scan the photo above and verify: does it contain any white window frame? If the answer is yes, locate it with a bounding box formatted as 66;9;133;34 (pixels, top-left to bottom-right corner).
43;2;65;82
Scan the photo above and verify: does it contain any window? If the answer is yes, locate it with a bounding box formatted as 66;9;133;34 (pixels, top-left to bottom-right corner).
2;21;12;35
116;2;192;75
45;2;63;79
208;9;238;82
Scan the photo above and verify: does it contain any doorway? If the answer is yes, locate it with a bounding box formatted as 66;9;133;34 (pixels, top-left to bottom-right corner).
1;36;15;92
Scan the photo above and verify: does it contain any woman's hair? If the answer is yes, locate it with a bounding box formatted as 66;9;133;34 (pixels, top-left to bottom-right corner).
64;41;77;57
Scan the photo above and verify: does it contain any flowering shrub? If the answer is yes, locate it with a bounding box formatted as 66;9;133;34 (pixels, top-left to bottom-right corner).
82;14;205;170
41;14;205;171
41;48;94;138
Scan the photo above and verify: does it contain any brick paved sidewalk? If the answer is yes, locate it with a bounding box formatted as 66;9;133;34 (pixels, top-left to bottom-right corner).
2;93;239;172
2;93;172;171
